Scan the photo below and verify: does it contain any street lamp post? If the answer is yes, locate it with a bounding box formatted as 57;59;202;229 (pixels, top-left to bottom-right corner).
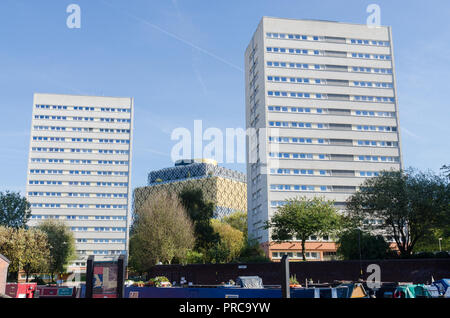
439;238;442;252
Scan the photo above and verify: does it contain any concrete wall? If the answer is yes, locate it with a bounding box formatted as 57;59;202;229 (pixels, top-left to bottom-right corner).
0;254;10;295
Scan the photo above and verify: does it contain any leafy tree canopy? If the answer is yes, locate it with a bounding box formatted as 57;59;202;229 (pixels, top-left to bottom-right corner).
179;187;220;254
221;211;247;238
210;219;245;263
337;229;392;260
265;196;342;261
129;190;195;272
37;220;76;277
0;191;31;229
0;226;50;281
346;168;450;257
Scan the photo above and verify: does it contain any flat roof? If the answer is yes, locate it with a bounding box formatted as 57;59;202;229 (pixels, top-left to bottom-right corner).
34;92;133;100
261;16;390;28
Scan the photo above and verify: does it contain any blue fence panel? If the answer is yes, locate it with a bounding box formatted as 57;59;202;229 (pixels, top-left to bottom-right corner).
124;286;350;298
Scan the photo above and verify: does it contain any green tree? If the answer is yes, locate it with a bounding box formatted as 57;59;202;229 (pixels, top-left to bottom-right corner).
179;187;220;261
441;164;450;180
337;229;391;260
346;168;450;257
0;226;20;277
265;197;342;261
0;191;31;229
210;219;245;263
414;228;450;253
22;229;50;282
0;226;50;282
129;190;195;272
185;250;204;264
37;220;76;281
222;211;247;238
128;234;148;275
237;239;271;263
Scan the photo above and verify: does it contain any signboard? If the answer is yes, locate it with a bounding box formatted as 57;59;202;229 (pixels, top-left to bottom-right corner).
92;261;118;298
42;288;58;296
57;288;74;297
85;255;125;298
128;291;139;298
5;284;17;298
36;286;75;298
5;283;37;298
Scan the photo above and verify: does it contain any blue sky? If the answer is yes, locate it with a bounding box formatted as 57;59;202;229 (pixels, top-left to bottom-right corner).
0;0;449;194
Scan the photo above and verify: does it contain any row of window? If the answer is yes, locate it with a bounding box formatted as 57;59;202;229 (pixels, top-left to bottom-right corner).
356;140;398;147
31;147;130;155
92;250;127;255
351;52;391;60
269;152;321;160
34;115;131;123
269;121;323;129
31;203;127;209
29;180;128;187
71;227;127;232
272;252;320;260
36;105;131;113
269;136;323;144
76;239;126;244
354;81;393;88
32;136;130;144
267;76;393;89
355;110;395;117
270;169;324;176
31;215;126;221
266;46;391;60
267;106;396;118
271;201;346;209
269;169;381;177
265;32;390;47
31;158;129;165
267;61;393;74
28;192;127;198
29;169;128;176
268;90;395;103
33;126;130;134
355;125;397;132
268;152;400;162
270;184;354;193
268;121;397;132
356;155;399;162
268;136;398;148
69;215;126;220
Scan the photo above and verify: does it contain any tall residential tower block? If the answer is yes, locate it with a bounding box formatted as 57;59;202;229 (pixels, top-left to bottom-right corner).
245;18;402;261
26;93;134;271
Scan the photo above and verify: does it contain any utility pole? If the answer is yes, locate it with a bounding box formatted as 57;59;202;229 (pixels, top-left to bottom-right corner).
281;255;290;298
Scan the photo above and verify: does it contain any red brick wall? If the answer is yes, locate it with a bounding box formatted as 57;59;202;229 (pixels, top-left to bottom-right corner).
265;241;338;261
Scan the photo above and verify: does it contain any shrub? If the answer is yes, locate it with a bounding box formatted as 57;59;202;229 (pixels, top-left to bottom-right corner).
413;252;435;259
434;251;450;258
